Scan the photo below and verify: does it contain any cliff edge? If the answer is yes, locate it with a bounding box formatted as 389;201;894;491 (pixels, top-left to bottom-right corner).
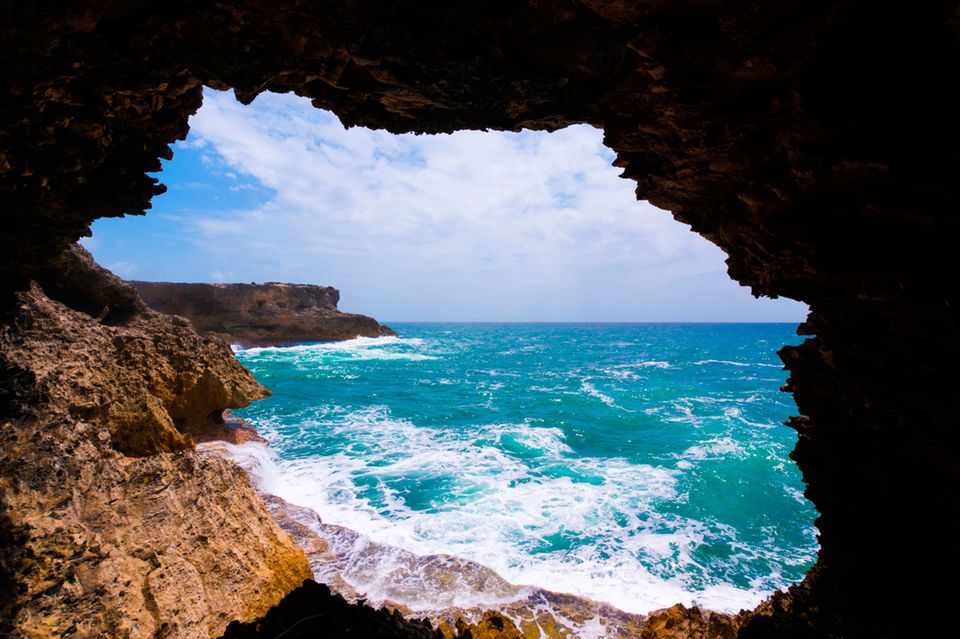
0;246;312;638
132;281;396;347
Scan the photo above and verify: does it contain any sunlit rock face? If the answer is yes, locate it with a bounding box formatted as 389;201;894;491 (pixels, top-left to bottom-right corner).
0;246;312;637
132;281;395;347
1;1;959;637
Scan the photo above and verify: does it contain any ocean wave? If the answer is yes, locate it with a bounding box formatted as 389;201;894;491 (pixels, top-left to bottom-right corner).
236;335;439;362
606;368;640;381
202;408;784;616
693;359;782;369
222;324;818;625
580;380;617;408
485;423;573;457
202;442;660;638
637;360;672;369
603;361;671;378
678;437;748;462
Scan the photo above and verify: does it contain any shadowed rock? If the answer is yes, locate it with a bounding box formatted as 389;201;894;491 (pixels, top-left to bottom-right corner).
2;1;960;637
220;580;443;639
219;579;534;639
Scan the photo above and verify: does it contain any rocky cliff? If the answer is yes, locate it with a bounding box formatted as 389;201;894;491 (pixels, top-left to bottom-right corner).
2;1;959;637
0;246;312;638
132;281;396;347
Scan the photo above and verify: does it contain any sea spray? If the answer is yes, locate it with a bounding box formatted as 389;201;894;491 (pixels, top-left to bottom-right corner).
231;323;818;617
201;439;648;638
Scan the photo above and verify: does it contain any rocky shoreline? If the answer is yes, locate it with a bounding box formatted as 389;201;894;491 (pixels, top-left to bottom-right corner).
0;246;784;638
132;281;396;348
199;423;764;639
200;437;652;639
7;2;959;634
0;246;312;638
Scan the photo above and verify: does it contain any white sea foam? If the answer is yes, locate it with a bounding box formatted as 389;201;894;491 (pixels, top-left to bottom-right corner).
576;614;608;638
638;360;671;369
204;406;778;617
679;437;748;462
666;400;701;426
237;335;439;362
783;484;808;505
218;326;822;629
580;380;617;408
606;368;640;381
686;395;762;405
603;361;671;381
693;359;782;369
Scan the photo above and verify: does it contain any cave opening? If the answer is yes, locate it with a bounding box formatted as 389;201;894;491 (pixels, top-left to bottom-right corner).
4;2;959;636
83;88;818;626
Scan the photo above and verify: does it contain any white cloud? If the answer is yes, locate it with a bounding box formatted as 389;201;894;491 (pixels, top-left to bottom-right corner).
181;137;207;149
79;236;100;251
108;261;138;277
195;218;246;235
160;88;805;321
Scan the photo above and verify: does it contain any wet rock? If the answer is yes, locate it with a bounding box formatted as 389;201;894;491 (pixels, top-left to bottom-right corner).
189;409;268;446
641;604;740;639
455;611;525;639
381;324;399;337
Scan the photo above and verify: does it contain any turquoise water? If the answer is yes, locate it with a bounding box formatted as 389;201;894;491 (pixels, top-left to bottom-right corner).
233;323;818;614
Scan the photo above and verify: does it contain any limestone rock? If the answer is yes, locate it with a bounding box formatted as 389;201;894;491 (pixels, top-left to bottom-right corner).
190;410;268;446
133;281;395;347
455;611;524;639
0;247;311;638
641;604;740;639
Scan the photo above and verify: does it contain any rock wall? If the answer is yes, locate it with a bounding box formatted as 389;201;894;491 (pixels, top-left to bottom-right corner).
0;246;312;638
132;281;395;347
2;1;959;637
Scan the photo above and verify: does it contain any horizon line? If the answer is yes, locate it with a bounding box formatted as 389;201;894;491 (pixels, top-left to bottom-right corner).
379;320;803;325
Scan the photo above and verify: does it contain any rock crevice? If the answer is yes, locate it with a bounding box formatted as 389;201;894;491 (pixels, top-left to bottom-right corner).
2;2;959;637
0;246;311;637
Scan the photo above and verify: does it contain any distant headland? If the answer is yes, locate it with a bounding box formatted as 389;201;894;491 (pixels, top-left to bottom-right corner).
132;281;396;347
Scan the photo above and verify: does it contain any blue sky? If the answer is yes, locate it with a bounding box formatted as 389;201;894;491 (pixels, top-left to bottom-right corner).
84;88;807;322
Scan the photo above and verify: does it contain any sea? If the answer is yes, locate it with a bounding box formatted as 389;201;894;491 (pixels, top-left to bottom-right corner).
226;323;818;621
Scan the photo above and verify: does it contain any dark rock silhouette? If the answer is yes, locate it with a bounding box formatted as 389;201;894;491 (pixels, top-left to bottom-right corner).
2;1;959;637
221;580;443;639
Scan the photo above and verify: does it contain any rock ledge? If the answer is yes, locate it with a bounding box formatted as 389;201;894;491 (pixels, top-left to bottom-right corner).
133;281;396;347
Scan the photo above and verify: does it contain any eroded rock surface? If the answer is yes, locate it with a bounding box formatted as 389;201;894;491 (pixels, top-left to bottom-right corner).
191;409;269;446
640;604;741;639
2;2;959;637
0;246;311;638
133;281;396;347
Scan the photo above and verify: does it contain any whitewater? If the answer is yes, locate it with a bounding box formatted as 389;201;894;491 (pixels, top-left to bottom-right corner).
226;323;818;619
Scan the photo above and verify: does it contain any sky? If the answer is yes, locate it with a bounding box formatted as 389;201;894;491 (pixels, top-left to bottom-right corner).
84;88;807;322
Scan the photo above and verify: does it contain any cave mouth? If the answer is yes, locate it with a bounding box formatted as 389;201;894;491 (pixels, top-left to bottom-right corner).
85;88;818;619
6;3;958;635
